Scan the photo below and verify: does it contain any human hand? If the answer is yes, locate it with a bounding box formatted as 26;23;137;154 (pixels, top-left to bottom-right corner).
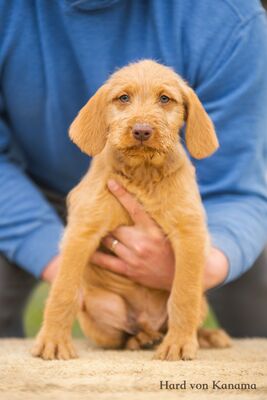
204;247;229;290
41;254;60;283
91;180;175;291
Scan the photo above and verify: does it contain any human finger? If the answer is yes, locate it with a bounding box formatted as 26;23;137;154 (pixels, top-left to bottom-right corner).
91;251;131;277
102;235;140;267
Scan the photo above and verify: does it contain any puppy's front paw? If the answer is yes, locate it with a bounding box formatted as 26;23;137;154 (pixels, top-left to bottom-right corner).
153;332;198;361
31;328;77;360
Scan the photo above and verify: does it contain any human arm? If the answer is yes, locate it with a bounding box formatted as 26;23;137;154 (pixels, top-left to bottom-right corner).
193;11;267;284
0;91;64;277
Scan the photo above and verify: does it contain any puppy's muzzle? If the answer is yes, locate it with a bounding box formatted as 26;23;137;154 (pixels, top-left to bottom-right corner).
132;123;153;142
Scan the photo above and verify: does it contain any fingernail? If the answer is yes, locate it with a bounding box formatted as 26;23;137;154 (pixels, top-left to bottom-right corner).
107;179;119;191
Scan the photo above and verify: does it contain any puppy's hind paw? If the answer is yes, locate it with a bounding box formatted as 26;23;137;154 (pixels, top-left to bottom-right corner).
198;328;232;349
31;330;78;361
126;330;163;350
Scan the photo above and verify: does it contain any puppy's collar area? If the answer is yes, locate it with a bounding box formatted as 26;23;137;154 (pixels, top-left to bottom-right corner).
110;148;185;188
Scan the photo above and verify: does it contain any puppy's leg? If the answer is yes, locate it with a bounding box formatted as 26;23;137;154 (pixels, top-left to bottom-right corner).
154;233;205;361
32;224;106;360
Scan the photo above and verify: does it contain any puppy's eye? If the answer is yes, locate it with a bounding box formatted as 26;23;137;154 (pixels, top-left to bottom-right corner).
160;95;170;104
119;94;130;103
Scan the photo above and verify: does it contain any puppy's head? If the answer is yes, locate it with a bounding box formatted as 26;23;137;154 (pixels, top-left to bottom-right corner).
70;60;218;163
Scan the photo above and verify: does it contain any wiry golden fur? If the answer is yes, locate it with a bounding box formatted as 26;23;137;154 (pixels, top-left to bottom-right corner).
32;60;231;361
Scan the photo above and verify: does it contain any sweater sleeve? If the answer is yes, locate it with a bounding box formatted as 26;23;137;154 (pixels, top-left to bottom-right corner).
0;92;64;277
193;13;267;284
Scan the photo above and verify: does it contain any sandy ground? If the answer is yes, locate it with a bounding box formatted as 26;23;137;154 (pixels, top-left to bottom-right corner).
0;339;266;400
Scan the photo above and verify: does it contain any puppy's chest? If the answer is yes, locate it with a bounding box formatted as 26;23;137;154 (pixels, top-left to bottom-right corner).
124;184;182;233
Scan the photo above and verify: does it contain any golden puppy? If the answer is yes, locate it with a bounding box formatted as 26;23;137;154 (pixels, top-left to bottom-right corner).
32;60;231;361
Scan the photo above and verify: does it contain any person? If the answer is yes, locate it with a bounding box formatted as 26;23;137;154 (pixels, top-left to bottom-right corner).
0;0;267;338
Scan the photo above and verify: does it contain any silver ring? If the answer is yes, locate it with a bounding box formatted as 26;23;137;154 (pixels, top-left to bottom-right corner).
111;239;119;252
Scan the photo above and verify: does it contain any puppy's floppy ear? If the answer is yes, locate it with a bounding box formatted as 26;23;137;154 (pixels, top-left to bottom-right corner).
182;86;219;159
69;84;109;156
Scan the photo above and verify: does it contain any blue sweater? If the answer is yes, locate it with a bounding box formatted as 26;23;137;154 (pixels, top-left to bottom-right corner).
0;0;267;283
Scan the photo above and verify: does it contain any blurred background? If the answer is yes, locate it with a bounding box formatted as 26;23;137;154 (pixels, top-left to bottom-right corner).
24;0;267;338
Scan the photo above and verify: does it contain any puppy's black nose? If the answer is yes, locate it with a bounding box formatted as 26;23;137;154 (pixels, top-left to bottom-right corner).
132;123;152;142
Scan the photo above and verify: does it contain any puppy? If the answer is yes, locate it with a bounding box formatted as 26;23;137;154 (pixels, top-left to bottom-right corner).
32;60;231;361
